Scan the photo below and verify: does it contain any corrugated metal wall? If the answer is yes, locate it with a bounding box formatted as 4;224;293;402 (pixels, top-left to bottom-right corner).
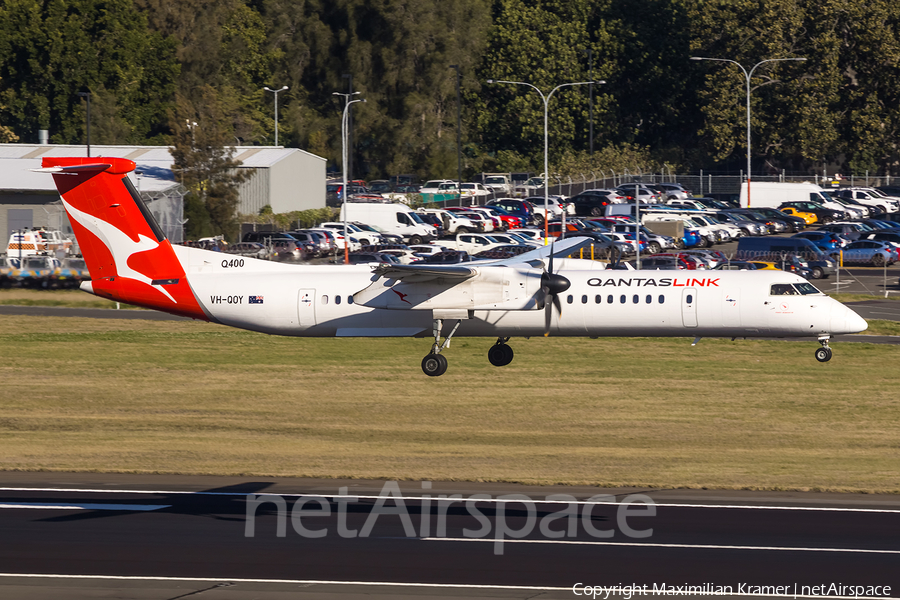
237;167;271;216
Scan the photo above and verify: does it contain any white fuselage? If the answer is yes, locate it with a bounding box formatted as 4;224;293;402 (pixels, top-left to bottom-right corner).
157;247;866;341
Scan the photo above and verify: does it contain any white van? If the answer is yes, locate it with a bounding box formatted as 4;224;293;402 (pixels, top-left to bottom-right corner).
340;202;437;245
740;181;858;216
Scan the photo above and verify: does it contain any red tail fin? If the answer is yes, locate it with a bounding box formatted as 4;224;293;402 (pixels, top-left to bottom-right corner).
43;156;207;320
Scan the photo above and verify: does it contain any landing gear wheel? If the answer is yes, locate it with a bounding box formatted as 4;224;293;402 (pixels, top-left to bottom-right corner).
815;347;833;363
488;343;514;367
422;353;448;376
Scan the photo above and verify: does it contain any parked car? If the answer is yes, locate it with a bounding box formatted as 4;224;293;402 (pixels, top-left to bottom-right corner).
778;206;818;225
487;199;536;226
778;201;845;224
225;242;269;259
864;231;900;248
460;182;491;198
650;182;692;200
473;245;536;260
570;190;615;217
635;255;691;270
615;183;661;203
524;195;572;219
512;176;545;197
750;207;807;232
347;252;401;265
841;240;898;266
816;222;874;242
714;260;763;271
418;250;475;263
792;231;845;254
831;188;900;214
242;231;296;244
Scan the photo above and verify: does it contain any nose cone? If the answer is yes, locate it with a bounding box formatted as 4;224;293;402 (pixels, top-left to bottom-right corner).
831;303;868;334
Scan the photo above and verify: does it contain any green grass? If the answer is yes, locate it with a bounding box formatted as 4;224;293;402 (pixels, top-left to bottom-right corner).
0;288;140;309
1;314;898;493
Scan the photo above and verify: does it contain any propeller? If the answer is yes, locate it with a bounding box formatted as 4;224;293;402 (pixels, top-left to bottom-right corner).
538;242;571;336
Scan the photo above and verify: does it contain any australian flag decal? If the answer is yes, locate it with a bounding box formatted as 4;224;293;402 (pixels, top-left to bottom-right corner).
249;295;264;304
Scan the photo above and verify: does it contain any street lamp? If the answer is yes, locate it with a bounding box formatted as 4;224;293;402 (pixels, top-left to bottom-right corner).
263;85;289;146
449;65;463;206
582;49;594;156
333;92;365;263
690;56;806;207
76;91;91;157
486;78;604;242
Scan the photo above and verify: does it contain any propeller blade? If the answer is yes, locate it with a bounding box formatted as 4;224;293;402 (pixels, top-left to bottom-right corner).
544;295;553;335
548;240;555;274
552;292;562;315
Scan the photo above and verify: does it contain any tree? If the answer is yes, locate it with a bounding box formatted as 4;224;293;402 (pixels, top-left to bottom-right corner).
170;86;247;241
257;0;491;179
0;0;179;144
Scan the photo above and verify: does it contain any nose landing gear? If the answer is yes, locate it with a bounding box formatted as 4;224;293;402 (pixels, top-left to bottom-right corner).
815;335;833;362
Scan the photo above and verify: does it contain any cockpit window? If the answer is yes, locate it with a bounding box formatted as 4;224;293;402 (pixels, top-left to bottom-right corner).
770;284;800;296
770;283;823;296
794;282;823;295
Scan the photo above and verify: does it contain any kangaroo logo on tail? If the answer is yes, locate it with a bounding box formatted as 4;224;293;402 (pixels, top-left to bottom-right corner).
40;157;208;320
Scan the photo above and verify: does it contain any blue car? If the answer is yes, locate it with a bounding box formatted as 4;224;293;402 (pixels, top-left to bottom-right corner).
683;228;703;248
792;231;844;254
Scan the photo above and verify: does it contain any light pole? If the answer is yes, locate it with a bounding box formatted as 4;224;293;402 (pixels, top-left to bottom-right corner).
263;85;289;146
690;56;806;207
76;91;91;157
334;92;365;264
486;78;604;242
582;49;594;156
449;65;463;206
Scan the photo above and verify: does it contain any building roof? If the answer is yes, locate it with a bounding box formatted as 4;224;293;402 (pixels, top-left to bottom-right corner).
0;144;324;194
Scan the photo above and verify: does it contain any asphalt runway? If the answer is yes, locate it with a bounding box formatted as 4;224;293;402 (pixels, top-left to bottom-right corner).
1;473;898;599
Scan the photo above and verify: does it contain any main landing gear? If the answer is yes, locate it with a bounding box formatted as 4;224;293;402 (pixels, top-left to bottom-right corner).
422;318;461;377
815;335;833;363
488;337;514;366
421;322;516;377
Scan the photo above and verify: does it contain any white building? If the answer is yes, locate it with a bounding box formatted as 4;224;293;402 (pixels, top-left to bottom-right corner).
0;144;326;245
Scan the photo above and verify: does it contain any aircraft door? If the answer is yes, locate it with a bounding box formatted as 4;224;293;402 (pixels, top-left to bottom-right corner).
723;288;741;328
298;289;316;327
682;287;698;327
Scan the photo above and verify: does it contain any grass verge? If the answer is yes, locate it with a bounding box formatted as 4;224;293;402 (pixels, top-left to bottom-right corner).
1;314;898;493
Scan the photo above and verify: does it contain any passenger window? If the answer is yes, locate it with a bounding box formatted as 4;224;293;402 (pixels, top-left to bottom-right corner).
335;296;342;305
582;295;588;304
567;295;573;304
620;295;626;304
646;295;652;304
686;294;693;304
348;295;354;304
595;295;602;304
321;295;329;305
633;295;639;304
659;295;665;304
607;295;613;304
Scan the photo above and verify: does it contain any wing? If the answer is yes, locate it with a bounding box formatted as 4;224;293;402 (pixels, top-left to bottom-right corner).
353;236;596;310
